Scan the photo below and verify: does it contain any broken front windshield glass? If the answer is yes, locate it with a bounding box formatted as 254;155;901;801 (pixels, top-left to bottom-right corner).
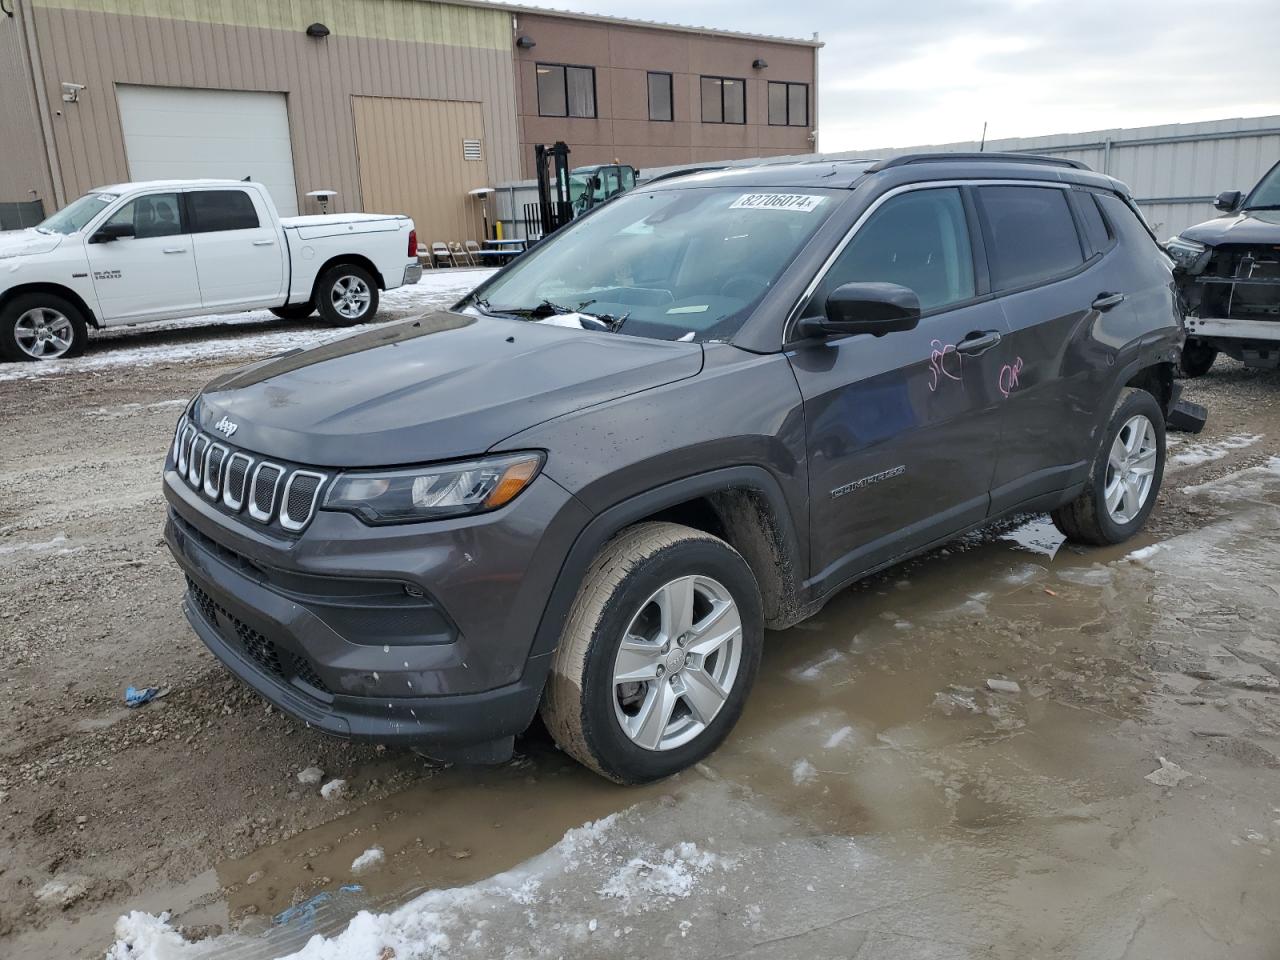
467;186;840;342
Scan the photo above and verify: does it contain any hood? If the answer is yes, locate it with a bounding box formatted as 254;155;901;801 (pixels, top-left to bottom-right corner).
0;229;64;260
1180;208;1280;246
193;311;704;467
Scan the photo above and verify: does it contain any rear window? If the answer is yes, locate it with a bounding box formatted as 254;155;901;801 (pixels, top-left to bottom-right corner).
1074;192;1112;255
1096;193;1161;252
977;185;1084;291
188;190;259;233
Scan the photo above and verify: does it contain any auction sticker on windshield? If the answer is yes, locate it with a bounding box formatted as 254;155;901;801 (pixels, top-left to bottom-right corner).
729;193;826;212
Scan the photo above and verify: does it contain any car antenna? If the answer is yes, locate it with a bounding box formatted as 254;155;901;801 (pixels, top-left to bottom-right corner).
979;121;988;152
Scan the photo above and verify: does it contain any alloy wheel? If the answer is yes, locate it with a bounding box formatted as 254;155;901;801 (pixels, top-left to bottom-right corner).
1104;414;1157;524
612;575;743;751
331;276;371;320
14;307;74;359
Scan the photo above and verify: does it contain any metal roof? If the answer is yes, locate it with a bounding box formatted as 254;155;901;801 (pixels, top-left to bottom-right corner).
446;0;823;47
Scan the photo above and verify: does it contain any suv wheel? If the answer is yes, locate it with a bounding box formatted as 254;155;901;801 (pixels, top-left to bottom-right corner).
1180;338;1218;378
316;264;379;326
1051;387;1166;545
541;522;763;784
0;293;89;362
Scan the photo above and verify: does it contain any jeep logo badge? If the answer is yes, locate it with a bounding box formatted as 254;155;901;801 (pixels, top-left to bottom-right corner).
213;416;239;438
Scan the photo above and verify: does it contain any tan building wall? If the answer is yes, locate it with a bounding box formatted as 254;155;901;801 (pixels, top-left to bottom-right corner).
0;8;56;215
512;11;818;177
13;0;520;229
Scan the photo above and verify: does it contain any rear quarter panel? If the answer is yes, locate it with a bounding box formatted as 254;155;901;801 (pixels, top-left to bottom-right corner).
284;216;415;300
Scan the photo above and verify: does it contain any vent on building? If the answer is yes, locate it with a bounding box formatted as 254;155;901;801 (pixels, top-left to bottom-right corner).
463;139;483;162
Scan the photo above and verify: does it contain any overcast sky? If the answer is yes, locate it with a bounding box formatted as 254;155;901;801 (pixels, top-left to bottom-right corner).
518;0;1280;150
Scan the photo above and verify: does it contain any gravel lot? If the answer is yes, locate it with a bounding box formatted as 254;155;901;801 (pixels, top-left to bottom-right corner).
1;295;1278;957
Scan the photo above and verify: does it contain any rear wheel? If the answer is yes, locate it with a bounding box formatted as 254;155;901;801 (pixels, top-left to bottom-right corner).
316;264;379;326
541;522;763;784
269;303;315;321
0;293;89;362
1051;387;1166;545
1180;338;1218;378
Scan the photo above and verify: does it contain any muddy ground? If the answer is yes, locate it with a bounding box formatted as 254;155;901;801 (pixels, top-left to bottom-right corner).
1;296;1279;957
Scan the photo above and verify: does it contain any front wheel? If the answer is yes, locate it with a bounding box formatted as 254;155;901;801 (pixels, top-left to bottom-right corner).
1180;338;1218;378
315;264;379;326
540;522;763;784
1051;387;1166;545
0;293;89;362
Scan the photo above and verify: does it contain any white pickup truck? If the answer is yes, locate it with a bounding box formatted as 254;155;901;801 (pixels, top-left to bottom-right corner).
0;179;421;361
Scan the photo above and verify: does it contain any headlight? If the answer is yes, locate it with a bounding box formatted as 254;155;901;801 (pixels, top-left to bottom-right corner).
1164;236;1210;273
322;452;544;524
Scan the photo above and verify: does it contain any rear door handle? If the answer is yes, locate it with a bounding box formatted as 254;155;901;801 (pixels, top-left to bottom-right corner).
956;330;1002;356
1092;292;1126;311
162;247;186;254
253;239;275;246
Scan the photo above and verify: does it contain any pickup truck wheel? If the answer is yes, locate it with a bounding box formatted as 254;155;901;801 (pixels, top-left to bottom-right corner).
541;522;763;784
1051;388;1166;545
316;264;379;326
269;304;316;321
0;293;88;362
1179;338;1218;378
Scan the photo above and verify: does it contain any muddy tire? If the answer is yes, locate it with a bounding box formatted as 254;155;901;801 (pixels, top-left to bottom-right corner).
0;292;89;362
1179;338;1218;378
1051;387;1166;546
269;303;316;321
540;522;763;784
315;263;379;326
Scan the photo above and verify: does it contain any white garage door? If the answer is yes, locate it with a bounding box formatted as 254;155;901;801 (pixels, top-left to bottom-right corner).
116;85;299;216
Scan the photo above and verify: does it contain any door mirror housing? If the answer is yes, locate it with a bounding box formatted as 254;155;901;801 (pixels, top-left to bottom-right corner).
1214;190;1243;213
90;222;135;243
796;282;922;340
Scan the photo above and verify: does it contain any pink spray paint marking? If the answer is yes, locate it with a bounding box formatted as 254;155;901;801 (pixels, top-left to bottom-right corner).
998;356;1024;398
928;339;963;392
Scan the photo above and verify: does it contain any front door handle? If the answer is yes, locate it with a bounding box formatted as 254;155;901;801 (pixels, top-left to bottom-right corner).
956;330;1002;356
162;247;187;255
253;239;275;246
1092;292;1126;311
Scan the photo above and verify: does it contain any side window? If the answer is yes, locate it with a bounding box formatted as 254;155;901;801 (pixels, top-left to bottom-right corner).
1096;193;1162;253
1074;191;1112;256
977;185;1084;291
104;193;183;239
808;188;975;315
188;190;260;233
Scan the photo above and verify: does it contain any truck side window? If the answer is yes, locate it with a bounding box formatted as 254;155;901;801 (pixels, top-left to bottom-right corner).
188;190;260;233
809;187;975;315
976;185;1084;291
104;193;183;239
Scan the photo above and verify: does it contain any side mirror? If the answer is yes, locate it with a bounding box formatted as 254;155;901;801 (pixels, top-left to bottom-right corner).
795;282;922;341
90;222;134;243
1214;190;1243;213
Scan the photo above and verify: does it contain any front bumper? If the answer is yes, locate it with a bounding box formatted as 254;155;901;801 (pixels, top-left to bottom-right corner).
1185;316;1280;343
163;467;591;751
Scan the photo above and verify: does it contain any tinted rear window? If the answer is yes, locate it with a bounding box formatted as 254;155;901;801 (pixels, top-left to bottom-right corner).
188;190;259;233
1074;192;1112;255
977;185;1084;291
1096;193;1160;253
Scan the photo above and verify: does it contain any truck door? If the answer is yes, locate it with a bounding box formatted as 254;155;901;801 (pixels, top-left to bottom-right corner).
86;192;202;322
787;186;1009;588
187;188;286;309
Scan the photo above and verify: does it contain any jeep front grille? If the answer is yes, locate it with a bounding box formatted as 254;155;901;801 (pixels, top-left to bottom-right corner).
169;418;327;533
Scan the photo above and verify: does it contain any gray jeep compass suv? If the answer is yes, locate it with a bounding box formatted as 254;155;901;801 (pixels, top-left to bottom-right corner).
164;154;1182;783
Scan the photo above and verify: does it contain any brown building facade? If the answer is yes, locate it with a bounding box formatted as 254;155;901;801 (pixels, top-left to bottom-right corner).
0;0;819;239
512;10;819;176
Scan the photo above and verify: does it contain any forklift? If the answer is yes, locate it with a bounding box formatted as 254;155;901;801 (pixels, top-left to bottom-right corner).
533;141;638;238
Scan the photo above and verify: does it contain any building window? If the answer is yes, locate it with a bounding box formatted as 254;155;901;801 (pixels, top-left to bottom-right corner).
537;63;597;118
701;76;745;124
648;71;673;122
768;82;808;126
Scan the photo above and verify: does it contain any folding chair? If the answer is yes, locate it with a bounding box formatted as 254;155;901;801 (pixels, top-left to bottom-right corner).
431;241;453;267
450;241;472;267
465;240;483;264
417;244;434;269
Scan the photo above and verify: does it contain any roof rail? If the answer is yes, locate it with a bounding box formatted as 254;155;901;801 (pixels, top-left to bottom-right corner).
865;152;1089;173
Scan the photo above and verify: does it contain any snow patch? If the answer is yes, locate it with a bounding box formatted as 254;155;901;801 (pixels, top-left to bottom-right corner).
351;846;384;874
792;759;818;785
1169;434;1263;469
597;843;719;907
1000;517;1066;559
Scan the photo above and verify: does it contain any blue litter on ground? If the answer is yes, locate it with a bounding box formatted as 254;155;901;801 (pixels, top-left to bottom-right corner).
273;884;364;930
124;686;159;708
